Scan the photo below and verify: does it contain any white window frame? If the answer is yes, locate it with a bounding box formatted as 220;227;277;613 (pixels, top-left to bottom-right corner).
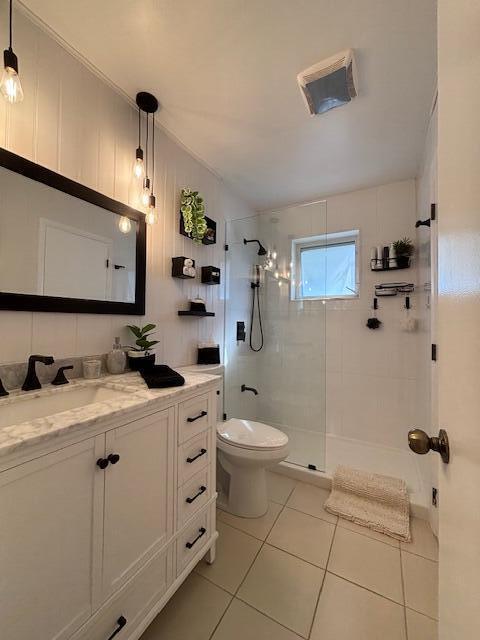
291;229;360;301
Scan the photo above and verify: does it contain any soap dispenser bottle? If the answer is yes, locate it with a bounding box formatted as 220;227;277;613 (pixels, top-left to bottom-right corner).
107;337;127;374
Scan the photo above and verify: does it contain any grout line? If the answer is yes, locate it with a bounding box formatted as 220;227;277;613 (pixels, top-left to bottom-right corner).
404;605;439;623
399;548;409;639
335;520;401;549
307;517;338;638
207;592;235;640
400;546;439;563
285;504;338;526
325;569;405;608
234;594;306;639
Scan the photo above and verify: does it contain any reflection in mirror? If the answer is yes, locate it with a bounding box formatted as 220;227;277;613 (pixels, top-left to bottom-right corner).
0;165;137;303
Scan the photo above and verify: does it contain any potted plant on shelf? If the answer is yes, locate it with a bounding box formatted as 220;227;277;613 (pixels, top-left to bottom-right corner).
180;188;207;244
126;323;159;371
393;237;414;268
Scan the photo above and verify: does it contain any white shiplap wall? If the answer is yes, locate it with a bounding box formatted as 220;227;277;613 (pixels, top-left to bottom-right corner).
0;6;252;367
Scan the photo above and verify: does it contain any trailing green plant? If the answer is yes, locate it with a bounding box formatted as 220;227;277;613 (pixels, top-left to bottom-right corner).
181;188;207;244
393;237;414;257
126;323;159;354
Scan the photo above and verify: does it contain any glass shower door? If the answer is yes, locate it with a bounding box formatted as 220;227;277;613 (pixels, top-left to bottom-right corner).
224;202;327;471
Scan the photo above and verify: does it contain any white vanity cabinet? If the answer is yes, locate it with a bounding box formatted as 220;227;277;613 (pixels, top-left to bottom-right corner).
0;436;105;640
0;379;219;640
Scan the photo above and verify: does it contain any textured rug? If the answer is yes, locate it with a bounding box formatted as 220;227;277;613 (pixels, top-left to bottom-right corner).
324;465;411;542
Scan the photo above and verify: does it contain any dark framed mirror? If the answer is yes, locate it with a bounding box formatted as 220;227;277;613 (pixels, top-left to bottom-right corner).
0;148;146;315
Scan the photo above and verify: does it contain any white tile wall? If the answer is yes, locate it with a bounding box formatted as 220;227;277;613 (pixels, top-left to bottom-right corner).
227;180;429;454
0;7;252;367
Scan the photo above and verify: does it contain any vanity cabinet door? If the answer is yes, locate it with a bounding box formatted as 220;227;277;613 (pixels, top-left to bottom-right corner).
0;436;105;640
102;408;175;601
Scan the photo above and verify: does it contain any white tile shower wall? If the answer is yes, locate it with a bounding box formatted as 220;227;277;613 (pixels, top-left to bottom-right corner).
325;180;425;451
258;180;427;452
0;7;252;368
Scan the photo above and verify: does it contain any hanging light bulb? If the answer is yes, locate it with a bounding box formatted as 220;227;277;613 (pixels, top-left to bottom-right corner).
118;216;132;234
132;106;145;180
133;146;145;180
145;194;158;226
1;1;23;104
141;176;151;208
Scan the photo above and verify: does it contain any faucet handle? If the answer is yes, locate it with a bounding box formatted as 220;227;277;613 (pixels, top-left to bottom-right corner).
52;365;74;386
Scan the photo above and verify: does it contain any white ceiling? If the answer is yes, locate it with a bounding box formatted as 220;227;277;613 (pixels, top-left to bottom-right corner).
21;0;437;211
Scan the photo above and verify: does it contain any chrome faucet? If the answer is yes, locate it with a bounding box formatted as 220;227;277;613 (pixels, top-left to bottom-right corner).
22;355;55;391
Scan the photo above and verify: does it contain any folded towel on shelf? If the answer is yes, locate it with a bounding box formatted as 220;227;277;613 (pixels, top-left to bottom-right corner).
324;465;411;542
140;365;185;389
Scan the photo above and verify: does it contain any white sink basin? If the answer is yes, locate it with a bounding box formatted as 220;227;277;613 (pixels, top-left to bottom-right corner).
0;384;130;429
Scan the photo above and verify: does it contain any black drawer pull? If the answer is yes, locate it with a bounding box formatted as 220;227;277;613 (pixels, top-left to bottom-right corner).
96;458;109;470
107;615;127;640
108;453;120;465
186;485;207;504
187;410;208;423
186;527;207;549
186;448;207;464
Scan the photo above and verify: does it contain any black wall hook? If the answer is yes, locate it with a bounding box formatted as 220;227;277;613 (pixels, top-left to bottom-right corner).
405;296;411;310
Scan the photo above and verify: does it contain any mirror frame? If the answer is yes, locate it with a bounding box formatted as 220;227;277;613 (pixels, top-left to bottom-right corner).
0;147;146;315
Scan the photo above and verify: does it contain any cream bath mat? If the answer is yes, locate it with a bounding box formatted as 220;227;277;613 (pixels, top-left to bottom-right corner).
324;465;411;542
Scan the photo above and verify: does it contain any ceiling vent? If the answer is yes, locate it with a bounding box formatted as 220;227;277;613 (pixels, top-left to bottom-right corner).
297;49;357;116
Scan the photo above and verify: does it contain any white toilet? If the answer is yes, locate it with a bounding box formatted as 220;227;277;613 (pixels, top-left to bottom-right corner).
216;418;289;518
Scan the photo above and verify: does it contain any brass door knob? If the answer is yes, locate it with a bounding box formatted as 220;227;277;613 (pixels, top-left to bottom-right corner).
408;428;450;464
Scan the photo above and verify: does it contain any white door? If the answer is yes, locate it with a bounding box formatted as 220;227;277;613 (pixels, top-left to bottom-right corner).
438;2;480;637
102;409;175;601
40;220;112;300
0;437;104;640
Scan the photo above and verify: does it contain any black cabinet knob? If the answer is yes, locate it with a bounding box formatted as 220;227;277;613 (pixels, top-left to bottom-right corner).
96;458;109;470
108;453;120;465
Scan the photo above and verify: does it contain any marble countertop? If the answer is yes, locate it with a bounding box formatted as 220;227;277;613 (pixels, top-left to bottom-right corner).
0;369;221;461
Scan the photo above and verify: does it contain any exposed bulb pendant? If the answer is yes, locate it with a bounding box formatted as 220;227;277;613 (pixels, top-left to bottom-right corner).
141;176;151;207
134;92;159;224
132;106;145;180
1;1;23;104
118;216;132;234
145;194;158;226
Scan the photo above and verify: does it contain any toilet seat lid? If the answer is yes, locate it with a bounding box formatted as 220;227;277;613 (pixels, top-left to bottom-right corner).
217;419;288;450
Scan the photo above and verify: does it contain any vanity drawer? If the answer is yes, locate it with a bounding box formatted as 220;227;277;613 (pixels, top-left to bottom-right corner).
178;431;211;486
177;467;211;528
178;393;210;444
176;507;211;575
72;547;171;640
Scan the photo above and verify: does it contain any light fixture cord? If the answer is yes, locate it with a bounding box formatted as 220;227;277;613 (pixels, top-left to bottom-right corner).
9;0;13;49
151;113;155;194
137;106;141;149
145;111;149;180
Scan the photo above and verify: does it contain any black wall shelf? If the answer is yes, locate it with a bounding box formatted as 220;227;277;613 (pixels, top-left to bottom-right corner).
201;266;221;285
179;214;217;245
172;256;195;279
370;257;411;272
178;310;215;317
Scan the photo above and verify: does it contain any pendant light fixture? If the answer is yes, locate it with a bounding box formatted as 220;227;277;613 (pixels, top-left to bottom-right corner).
118;216;132;234
145;112;158;225
1;0;24;104
135;92;159;226
132;106;145;181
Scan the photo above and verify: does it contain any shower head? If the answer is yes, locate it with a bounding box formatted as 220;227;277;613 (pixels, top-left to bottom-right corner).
243;238;267;256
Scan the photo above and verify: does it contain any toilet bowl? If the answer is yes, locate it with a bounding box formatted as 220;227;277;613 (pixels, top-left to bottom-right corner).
216;418;289;518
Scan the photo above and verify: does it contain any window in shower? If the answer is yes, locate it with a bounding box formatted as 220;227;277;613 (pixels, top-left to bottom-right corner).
292;229;359;300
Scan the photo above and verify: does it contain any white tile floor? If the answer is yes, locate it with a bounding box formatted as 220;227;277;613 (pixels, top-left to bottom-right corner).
141;472;438;640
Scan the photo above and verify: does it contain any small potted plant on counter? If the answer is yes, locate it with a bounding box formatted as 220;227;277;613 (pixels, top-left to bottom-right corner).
393;237;414;268
126;323;159;371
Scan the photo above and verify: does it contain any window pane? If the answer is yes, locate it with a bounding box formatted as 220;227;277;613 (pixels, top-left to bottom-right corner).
300;242;355;297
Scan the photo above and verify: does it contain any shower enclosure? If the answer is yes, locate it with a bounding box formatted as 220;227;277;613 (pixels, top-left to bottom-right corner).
224;201;328;471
